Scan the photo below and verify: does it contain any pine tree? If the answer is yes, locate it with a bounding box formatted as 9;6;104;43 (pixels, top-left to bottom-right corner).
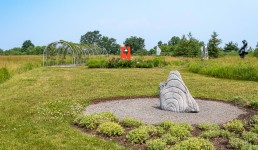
207;32;222;58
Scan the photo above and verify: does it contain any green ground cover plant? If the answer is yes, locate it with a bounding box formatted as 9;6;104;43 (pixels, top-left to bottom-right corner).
198;123;220;131
126;128;149;144
120;117;143;128
146;139;167;150
172;137;215;150
97;122;124;137
223;119;245;133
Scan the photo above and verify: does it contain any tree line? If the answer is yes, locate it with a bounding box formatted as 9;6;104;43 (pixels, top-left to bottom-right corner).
1;30;258;58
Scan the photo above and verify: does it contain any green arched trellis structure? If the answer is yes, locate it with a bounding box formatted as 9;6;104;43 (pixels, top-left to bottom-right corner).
43;40;108;66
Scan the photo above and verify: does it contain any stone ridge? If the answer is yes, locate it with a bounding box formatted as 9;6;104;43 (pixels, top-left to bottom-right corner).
159;70;200;113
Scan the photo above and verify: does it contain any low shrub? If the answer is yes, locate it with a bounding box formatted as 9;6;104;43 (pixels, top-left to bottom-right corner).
126;128;149;144
250;115;258;125
242;131;258;144
121;117;143;128
152;57;167;67
251;125;258;134
97;122;124;137
228;137;252;150
146;139;167;150
77;112;118;129
0;67;11;83
198;123;220;131
250;100;258;109
169;125;192;140
253;48;258;58
73;114;85;124
200;129;236;139
172;137;215;150
223;119;245;133
135;60;154;68
86;59;107;68
156;126;165;136
176;122;193;132
139;125;157;136
86;57;168;68
159;120;176;130
161;133;179;145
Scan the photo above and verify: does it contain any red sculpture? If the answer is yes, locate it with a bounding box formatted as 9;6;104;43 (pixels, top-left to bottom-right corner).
120;46;131;60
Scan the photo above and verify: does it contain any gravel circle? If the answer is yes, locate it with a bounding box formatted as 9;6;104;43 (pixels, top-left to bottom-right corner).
84;98;247;125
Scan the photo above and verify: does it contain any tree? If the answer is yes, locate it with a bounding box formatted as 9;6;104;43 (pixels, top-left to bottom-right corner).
224;41;238;52
207;32;222;58
4;47;22;55
98;36;120;54
173;33;203;57
124;36;145;54
0;48;4;55
22;40;34;53
168;36;180;46
80;30;102;44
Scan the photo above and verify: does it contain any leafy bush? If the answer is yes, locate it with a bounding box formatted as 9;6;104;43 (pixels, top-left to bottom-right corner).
139;125;158;136
152;57;167;67
253;48;258;58
172;137;215;150
73;114;85;124
242;131;258;144
169;125;192;140
121;117;143;128
223;119;245;133
135;60;154;68
250;115;258;125
250;100;258;109
198;123;220;131
126;128;149;144
161;133;179;145
77;112;118;129
176;122;193;132
107;58;134;68
251;125;258;134
86;57;168;68
97;122;124;137
156;126;165;136
159;120;176;130
200;129;236;139
86;59;107;68
146;139;167;150
228;137;252;150
0;67;11;83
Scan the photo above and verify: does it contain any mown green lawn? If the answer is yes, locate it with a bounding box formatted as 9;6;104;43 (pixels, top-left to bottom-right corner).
0;63;258;149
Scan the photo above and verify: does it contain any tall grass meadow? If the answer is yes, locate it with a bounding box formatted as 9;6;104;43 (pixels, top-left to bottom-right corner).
188;56;258;81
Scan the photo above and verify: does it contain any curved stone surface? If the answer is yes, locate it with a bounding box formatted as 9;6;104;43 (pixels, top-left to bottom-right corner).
159;71;200;113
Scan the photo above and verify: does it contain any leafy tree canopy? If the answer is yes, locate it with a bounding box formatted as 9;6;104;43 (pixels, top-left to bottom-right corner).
224;41;238;52
80;30;102;44
124;36;145;54
0;48;4;55
80;30;120;54
22;40;34;53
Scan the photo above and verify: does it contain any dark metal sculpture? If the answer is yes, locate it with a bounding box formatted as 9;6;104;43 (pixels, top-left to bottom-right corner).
239;40;248;58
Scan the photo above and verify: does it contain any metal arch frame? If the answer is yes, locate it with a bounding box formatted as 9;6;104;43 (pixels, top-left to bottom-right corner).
43;40;108;66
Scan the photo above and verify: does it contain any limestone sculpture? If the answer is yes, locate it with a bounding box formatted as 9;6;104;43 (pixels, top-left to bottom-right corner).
159;71;200;113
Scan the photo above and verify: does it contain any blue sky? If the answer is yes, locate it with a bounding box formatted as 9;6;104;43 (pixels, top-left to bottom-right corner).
0;0;258;50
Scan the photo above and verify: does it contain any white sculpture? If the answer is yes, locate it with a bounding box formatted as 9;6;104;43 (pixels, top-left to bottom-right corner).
159;71;200;113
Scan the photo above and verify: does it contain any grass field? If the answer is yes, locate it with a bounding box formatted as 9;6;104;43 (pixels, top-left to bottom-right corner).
0;55;258;149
